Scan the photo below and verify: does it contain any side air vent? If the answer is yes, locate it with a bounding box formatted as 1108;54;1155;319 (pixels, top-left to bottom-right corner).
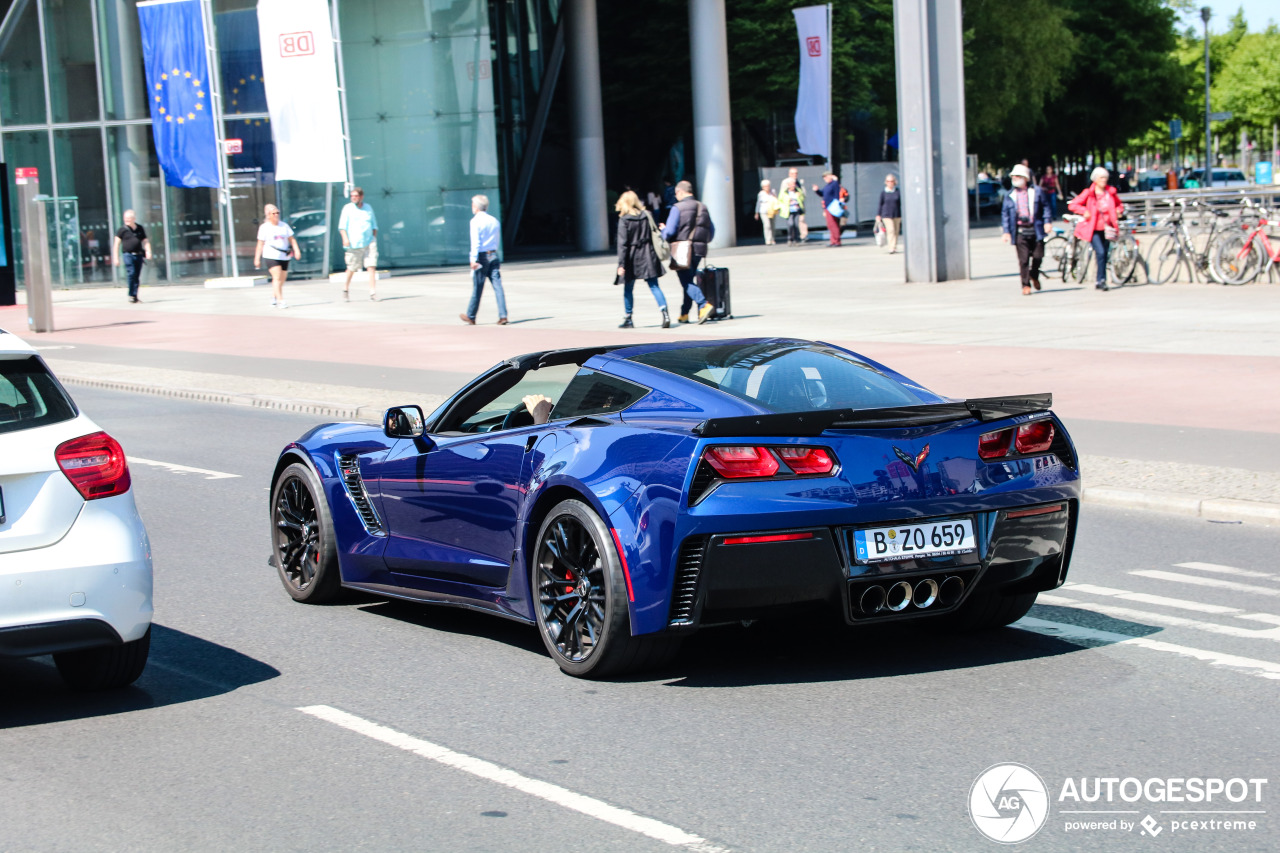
688;460;718;505
1049;429;1076;470
668;536;709;626
337;453;385;536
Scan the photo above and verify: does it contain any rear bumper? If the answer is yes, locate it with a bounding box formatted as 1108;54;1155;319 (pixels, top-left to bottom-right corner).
0;492;152;656
666;499;1077;629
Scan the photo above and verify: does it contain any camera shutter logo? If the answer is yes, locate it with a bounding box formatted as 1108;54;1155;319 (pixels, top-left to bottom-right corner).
969;763;1049;844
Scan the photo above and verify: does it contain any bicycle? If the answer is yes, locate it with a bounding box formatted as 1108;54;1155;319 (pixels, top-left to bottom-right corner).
1106;218;1146;287
1042;215;1092;283
1144;198;1232;285
1213;202;1280;285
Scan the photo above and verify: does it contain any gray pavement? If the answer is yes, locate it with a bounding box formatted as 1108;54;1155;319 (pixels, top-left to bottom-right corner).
4;389;1279;852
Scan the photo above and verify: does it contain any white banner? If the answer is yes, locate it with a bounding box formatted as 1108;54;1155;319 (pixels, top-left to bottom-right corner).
792;5;831;161
257;0;347;183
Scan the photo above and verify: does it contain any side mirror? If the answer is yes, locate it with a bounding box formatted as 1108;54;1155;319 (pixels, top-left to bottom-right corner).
384;405;425;439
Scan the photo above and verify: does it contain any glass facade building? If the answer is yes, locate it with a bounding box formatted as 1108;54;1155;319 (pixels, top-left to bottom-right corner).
0;0;562;285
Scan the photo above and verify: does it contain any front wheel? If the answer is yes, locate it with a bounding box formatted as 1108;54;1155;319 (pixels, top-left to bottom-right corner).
1042;235;1069;281
271;462;343;602
1107;240;1139;286
532;500;678;678
1145;232;1182;284
1069;238;1093;284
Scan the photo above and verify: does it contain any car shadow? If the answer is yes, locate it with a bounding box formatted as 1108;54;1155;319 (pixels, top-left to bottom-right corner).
0;623;280;729
355;599;545;656
638;603;1164;688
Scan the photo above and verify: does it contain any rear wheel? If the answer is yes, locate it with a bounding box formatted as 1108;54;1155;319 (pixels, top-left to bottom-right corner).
1213;232;1264;285
532;500;679;678
1042;235;1069;281
54;627;150;690
1069;239;1093;283
271;462;343;602
1145;232;1182;284
1107;239;1139;286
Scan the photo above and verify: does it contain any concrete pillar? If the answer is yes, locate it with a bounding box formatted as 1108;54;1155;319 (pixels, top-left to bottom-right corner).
566;0;608;252
689;0;736;249
893;0;969;281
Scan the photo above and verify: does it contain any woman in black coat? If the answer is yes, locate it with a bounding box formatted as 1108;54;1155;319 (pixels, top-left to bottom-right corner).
615;191;669;328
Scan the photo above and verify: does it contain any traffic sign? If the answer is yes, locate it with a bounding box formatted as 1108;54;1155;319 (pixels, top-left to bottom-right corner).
1208;111;1233;122
1257;162;1274;186
1169;119;1182;140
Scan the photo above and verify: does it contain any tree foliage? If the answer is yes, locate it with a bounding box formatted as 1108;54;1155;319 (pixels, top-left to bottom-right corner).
1214;29;1280;136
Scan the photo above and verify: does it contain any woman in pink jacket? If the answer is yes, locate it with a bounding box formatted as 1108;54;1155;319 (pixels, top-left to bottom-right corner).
1068;166;1123;291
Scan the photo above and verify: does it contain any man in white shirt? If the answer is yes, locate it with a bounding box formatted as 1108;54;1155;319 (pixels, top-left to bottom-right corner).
338;187;378;301
461;194;508;325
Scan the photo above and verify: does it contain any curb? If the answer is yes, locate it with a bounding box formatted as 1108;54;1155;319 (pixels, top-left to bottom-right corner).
59;374;377;421
54;374;1280;527
1082;486;1280;526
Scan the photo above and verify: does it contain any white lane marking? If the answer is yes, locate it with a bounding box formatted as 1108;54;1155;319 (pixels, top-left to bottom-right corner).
1175;561;1275;580
126;456;240;480
1016;617;1280;682
297;705;730;852
1063;582;1244;615
1131;570;1280;598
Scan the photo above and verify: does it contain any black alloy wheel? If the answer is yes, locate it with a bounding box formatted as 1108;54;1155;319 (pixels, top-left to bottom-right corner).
532;499;679;678
271;462;342;602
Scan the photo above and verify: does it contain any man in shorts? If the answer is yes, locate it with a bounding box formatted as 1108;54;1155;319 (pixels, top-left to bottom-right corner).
338;187;379;301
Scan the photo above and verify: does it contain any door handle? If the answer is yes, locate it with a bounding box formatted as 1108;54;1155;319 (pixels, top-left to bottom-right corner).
524;435;537;453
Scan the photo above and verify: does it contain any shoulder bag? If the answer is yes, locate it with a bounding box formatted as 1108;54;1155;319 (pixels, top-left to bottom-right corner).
668;203;704;271
645;210;671;263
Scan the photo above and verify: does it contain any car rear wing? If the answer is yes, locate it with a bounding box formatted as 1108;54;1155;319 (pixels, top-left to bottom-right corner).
693;393;1053;438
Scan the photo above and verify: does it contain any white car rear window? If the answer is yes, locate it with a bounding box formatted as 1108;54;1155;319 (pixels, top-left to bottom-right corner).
0;357;77;434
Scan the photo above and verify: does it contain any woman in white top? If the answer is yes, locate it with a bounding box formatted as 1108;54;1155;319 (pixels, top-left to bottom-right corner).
254;204;300;308
754;179;777;246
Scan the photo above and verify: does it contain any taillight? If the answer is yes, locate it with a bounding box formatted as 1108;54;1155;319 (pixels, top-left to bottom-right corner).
56;431;131;500
1014;419;1055;454
978;428;1013;460
703;446;780;479
776;446;835;475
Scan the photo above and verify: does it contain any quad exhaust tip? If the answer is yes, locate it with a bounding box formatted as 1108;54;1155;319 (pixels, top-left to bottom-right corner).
857;575;966;615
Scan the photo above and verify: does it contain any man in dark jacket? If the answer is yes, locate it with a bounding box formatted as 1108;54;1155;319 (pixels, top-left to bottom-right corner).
1001;163;1053;294
661;181;715;324
811;170;843;247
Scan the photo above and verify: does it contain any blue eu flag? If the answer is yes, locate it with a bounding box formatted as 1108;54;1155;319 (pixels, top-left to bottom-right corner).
138;0;220;188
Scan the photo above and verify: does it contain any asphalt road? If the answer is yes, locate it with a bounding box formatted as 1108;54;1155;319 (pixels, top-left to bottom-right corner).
3;388;1278;852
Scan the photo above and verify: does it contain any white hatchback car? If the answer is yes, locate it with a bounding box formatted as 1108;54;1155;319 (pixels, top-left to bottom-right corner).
0;328;152;689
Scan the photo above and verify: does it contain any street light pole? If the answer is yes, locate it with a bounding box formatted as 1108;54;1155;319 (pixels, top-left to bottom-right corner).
1201;6;1212;189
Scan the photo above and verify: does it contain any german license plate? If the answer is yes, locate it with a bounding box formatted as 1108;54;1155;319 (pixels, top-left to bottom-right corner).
853;518;976;563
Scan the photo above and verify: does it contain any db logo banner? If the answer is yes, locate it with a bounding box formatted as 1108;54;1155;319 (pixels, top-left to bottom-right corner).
279;31;315;58
806;36;822;57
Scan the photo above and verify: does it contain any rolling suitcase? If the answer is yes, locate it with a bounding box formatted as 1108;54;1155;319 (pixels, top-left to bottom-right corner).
699;265;732;320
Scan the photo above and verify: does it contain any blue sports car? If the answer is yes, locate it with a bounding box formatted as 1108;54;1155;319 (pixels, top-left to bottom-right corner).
269;339;1081;677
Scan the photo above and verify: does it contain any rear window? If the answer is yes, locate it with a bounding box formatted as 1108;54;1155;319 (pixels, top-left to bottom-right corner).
0;356;77;434
552;369;648;419
628;342;924;413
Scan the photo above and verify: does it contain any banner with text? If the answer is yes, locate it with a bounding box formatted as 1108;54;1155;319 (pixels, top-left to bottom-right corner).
256;0;347;183
792;5;831;161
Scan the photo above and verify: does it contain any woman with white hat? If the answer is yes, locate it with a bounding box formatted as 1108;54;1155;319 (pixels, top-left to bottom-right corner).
1000;163;1052;295
1067;167;1124;291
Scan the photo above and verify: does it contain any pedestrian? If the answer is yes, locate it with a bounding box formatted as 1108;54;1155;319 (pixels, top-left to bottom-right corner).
254;204;300;308
1067;166;1123;292
338;186;378;301
460;194;508;325
875;174;902;254
614;191;669;329
660;180;715;324
811;170;843;247
1038;165;1060;220
777;178;802;245
755;179;777;246
1001;163;1053;295
112;209;152;304
787;167;808;242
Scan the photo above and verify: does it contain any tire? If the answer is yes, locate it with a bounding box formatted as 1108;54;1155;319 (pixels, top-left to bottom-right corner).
532;499;679;678
54;627;151;690
271;461;343;603
1070;239;1093;284
1107;241;1138;287
1145;232;1182;284
1213;232;1263;285
1042;235;1069;281
948;590;1038;631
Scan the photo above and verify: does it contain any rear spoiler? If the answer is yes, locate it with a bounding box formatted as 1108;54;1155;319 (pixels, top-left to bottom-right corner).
693;393;1053;438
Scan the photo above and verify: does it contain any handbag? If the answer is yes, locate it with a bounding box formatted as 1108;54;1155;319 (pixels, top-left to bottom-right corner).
1104;225;1118;241
827;199;845;218
644;210;670;262
874;221;886;247
669;239;693;270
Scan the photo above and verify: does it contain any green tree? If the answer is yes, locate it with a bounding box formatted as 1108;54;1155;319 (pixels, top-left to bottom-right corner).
962;0;1075;163
1214;29;1280;140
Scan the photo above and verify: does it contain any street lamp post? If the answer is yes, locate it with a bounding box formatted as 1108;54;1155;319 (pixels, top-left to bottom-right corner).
1201;6;1212;189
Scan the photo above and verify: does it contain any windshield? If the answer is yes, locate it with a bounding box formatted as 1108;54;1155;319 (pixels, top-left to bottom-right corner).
628;342;926;413
0;356;78;434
